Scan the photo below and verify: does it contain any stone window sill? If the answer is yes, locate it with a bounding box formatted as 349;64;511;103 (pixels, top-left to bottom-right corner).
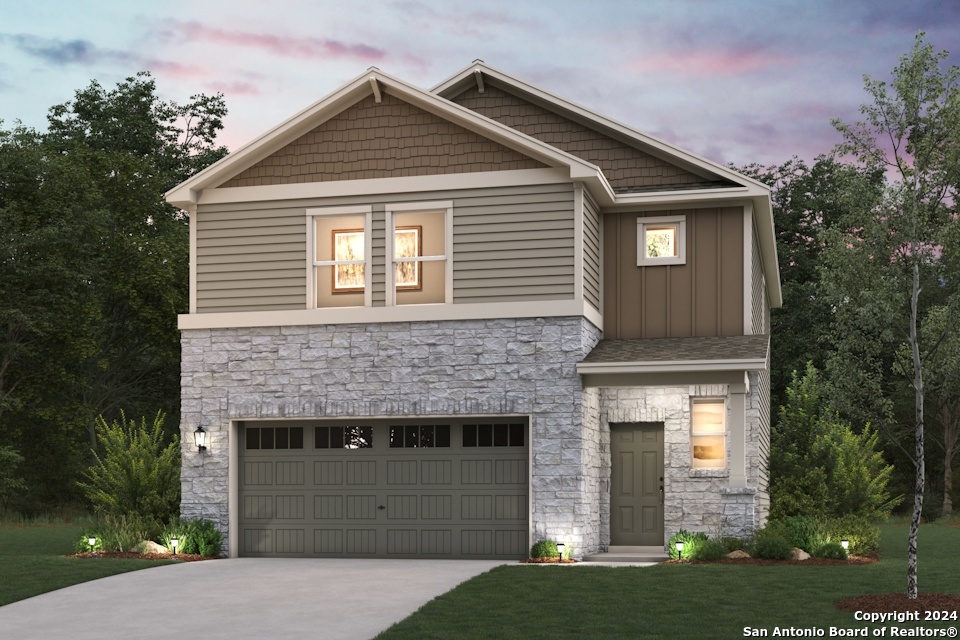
689;469;729;478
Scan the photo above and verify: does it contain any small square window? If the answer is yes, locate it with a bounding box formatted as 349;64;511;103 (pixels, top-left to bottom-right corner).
638;216;686;266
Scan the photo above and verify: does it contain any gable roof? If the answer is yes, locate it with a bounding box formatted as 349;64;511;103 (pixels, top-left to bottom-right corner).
165;62;781;307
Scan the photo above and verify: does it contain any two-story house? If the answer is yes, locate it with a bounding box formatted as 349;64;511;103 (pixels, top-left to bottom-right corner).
167;62;781;559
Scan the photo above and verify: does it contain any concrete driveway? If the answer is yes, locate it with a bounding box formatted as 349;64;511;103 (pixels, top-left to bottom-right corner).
0;558;507;640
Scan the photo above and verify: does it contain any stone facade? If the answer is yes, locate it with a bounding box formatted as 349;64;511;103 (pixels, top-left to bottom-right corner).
594;375;768;542
181;316;602;556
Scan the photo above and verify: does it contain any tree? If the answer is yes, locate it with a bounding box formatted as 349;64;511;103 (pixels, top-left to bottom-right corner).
821;34;960;599
736;158;883;417
770;364;899;522
0;74;227;512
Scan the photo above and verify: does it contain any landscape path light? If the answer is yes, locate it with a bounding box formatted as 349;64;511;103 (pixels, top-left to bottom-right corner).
841;539;849;551
556;542;565;561
88;536;96;553
676;541;685;560
171;537;179;555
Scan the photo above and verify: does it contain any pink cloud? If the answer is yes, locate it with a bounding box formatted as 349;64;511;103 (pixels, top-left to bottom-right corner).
206;80;261;97
629;49;788;77
163;21;386;61
142;58;206;79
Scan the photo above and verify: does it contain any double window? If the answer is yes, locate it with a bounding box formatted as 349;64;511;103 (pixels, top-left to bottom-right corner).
308;202;452;308
691;398;726;469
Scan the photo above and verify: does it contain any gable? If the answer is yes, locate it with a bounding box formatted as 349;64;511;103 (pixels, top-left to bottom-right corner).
450;84;732;192
218;92;548;189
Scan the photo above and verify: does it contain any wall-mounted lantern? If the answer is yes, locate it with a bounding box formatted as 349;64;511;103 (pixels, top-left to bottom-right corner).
194;426;207;452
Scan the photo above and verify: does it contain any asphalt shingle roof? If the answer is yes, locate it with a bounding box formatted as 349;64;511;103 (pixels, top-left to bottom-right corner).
582;334;769;364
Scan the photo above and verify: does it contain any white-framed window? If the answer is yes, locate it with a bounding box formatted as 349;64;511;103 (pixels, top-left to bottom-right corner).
637;215;686;266
307;206;373;309
386;201;453;306
691;398;726;469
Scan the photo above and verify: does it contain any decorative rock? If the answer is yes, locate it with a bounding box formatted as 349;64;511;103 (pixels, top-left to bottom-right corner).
141;540;169;555
726;550;751;559
791;548;810;561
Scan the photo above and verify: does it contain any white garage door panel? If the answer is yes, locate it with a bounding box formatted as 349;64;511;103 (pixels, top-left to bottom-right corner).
239;420;529;559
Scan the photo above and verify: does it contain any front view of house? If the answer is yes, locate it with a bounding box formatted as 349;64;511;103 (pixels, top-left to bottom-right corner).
168;62;781;559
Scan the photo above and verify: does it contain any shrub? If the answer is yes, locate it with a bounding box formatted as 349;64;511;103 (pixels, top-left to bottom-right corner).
0;446;26;512
691;538;728;561
763;516;826;553
751;536;793;560
77;514;157;553
721;536;746;553
668;529;708;559
530;539;559;559
161;517;223;556
813;541;848;560
77;411;180;523
821;515;880;556
771;365;901;521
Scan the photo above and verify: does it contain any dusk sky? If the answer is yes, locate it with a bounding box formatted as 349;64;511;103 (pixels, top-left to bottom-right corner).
2;0;958;169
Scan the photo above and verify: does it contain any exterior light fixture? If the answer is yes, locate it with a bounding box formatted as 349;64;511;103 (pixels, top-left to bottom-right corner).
841;539;849;551
194;426;207;452
556;543;565;561
675;541;685;560
88;536;96;552
170;537;179;555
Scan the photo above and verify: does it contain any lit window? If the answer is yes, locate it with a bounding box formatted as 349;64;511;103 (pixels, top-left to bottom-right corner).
637;216;686;266
308;206;372;309
691;399;726;469
386;202;452;306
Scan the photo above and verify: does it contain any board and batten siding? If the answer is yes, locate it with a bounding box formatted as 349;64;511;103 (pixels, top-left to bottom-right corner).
601;207;745;339
751;233;768;335
194;183;576;312
582;191;601;311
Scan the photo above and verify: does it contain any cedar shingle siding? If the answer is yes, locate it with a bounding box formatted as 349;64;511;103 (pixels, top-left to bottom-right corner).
451;84;707;191
220;93;546;188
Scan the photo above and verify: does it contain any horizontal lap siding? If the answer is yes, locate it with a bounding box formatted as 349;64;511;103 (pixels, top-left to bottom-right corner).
194;183;576;312
196;208;306;313
453;183;575;303
582;192;601;311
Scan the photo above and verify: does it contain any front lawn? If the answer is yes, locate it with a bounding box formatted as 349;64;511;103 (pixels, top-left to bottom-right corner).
0;524;176;607
377;524;960;639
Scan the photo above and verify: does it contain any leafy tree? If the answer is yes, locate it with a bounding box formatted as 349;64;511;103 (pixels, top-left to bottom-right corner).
77;411;180;523
736;157;882;417
0;74;227;510
821;33;960;599
771;364;899;521
0;445;26;512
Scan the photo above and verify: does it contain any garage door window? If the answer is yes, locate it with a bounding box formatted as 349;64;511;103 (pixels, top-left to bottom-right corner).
389;424;451;448
246;426;304;450
315;426;373;449
462;423;525;447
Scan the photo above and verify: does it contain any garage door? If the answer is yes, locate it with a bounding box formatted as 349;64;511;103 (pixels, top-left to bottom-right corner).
239;419;529;559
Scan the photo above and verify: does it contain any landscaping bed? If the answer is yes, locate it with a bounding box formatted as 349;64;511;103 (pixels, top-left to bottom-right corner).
69;551;218;562
836;592;960;613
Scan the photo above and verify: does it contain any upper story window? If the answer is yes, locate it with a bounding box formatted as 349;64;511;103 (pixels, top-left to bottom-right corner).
637;215;686;266
309;206;372;309
386;201;452;306
691;398;726;469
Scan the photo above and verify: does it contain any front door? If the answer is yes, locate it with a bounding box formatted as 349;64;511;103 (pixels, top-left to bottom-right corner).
610;423;664;546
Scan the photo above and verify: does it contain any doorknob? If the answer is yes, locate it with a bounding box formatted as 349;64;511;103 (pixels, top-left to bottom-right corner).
660;476;664;505
378;505;386;510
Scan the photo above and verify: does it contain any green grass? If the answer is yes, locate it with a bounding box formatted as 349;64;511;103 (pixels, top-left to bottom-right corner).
0;524;176;607
377;524;960;639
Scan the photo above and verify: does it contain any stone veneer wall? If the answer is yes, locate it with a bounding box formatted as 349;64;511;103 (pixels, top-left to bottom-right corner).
180;316;602;557
596;377;768;543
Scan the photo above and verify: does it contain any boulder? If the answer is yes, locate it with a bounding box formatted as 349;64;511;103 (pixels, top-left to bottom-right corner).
791;548;811;561
726;550;751;559
141;540;169;555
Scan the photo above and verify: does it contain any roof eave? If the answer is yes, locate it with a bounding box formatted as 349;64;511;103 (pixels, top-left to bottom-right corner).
576;358;768;375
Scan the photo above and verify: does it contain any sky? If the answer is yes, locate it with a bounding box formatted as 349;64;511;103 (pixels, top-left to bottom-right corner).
1;0;958;169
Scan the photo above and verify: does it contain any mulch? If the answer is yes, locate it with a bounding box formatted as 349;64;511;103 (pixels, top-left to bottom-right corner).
836;592;960;613
69;551;219;562
520;557;577;564
667;555;878;566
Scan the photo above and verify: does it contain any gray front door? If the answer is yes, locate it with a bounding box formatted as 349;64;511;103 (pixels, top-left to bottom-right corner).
610;423;664;546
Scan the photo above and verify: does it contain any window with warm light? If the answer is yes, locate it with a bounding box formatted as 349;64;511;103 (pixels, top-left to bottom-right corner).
386;202;452;306
637;215;686;266
309;207;371;309
691;398;726;469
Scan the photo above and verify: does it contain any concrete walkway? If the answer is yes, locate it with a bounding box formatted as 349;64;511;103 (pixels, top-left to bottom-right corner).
0;558;507;640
